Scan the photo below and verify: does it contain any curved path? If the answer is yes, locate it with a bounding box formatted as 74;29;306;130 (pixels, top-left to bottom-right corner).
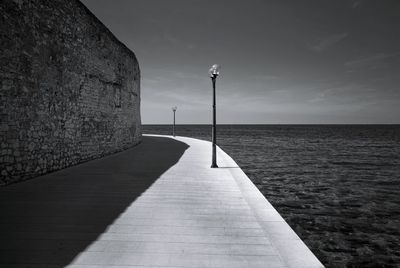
0;135;323;267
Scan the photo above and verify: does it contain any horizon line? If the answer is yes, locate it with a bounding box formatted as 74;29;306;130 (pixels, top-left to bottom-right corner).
142;123;400;126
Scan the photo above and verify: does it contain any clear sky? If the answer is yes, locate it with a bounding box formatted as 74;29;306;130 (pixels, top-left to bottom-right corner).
81;0;400;124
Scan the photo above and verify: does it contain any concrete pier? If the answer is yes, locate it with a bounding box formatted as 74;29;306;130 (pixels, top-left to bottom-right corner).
0;135;323;267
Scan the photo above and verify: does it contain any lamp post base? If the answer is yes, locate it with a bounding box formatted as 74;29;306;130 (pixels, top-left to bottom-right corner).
211;142;217;168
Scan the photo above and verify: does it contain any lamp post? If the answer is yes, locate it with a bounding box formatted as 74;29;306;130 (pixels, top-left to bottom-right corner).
209;64;220;168
172;106;177;137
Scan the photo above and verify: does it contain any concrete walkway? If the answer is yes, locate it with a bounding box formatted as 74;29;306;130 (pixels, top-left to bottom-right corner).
0;135;323;268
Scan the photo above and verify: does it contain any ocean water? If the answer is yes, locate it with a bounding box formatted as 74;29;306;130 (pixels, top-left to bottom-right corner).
143;124;400;268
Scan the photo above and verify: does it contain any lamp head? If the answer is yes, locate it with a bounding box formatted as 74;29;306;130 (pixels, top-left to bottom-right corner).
172;106;177;112
209;64;220;78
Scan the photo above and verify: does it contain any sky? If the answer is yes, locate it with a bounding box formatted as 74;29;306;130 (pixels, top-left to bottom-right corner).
81;0;400;124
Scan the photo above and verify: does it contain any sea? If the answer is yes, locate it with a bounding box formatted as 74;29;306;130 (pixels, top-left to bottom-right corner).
143;124;400;268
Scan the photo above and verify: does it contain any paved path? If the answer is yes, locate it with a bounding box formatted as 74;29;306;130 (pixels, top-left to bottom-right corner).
0;135;323;268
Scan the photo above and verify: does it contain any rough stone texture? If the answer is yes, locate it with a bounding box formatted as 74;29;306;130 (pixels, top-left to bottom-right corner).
0;0;141;185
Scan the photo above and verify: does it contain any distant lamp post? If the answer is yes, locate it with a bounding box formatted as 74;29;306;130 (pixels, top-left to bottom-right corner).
209;64;220;168
172;106;177;137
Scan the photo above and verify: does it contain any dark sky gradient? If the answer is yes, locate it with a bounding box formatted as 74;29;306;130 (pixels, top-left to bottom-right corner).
81;0;400;124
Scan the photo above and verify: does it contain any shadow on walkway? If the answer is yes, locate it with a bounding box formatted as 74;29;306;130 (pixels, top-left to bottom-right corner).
0;136;189;267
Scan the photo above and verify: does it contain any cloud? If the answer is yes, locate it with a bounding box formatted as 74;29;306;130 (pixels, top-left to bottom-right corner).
311;33;348;52
163;31;180;45
344;52;400;69
351;0;364;9
253;74;280;81
308;82;379;104
162;29;196;50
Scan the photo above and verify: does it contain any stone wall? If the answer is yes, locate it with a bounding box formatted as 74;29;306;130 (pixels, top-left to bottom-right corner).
0;0;141;185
